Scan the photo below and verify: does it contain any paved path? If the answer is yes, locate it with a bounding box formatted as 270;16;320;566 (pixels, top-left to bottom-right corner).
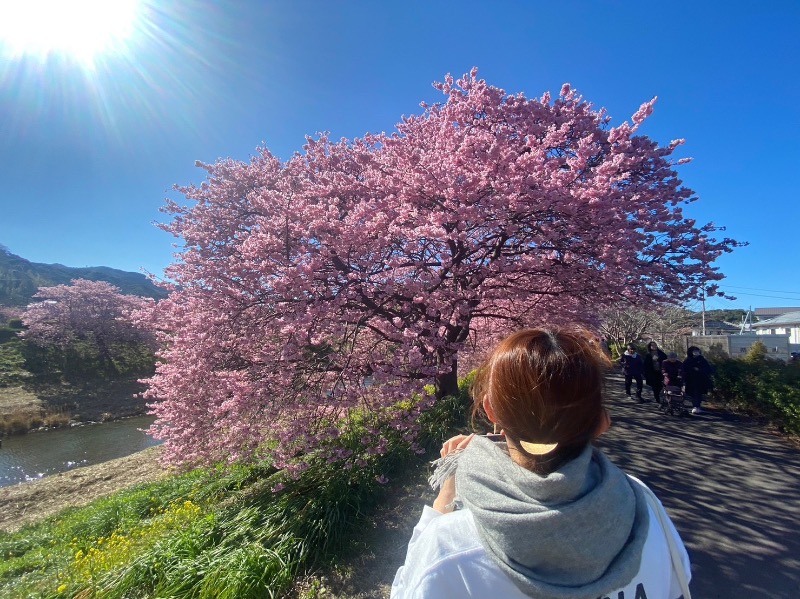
599;373;800;599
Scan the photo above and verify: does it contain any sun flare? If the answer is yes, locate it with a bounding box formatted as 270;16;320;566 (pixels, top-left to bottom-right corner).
0;0;141;65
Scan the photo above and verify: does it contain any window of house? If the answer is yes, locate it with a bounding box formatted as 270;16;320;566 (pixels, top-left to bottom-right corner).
739;347;747;353
771;329;776;335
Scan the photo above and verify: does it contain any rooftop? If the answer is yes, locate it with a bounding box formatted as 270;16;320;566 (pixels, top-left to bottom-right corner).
752;310;800;327
754;307;800;318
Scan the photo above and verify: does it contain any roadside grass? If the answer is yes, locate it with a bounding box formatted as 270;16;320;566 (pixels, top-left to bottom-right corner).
0;385;470;598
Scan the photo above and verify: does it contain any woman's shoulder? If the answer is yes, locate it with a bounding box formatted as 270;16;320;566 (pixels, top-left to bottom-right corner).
414;509;484;561
392;509;520;598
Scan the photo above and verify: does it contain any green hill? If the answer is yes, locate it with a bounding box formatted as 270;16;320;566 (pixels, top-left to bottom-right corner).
0;245;167;306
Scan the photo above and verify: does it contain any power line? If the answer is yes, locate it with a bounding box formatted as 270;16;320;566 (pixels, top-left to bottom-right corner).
718;284;800;295
716;290;800;301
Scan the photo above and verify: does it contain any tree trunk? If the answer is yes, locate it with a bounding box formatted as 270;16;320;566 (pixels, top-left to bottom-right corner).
95;337;118;374
436;357;459;399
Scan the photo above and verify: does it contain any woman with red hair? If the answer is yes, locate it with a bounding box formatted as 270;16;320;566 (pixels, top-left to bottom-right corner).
392;326;692;599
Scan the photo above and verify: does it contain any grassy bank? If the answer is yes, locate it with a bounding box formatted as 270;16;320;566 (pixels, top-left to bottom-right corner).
0;386;470;598
0;333;153;435
0;377;150;436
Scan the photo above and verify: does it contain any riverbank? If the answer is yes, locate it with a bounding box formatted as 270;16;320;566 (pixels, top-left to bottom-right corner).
0;442;428;598
0;445;167;533
0;377;148;435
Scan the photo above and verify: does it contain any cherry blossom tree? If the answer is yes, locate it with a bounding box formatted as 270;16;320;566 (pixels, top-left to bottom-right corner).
21;279;155;373
599;306;658;349
144;69;741;468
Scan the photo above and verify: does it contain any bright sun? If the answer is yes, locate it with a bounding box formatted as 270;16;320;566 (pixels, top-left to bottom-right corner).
0;0;141;66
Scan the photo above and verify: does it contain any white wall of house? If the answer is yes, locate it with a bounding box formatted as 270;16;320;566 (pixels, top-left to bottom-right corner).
756;325;800;344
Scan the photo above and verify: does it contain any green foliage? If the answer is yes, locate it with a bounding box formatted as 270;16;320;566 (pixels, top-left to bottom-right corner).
1;335;155;387
0;379;471;598
0;327;20;344
0;341;28;387
704;343;729;363
702;309;748;324
744;340;768;363
711;354;800;436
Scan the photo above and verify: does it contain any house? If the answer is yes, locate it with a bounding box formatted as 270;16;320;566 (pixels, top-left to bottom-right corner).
690;320;739;336
752;310;800;352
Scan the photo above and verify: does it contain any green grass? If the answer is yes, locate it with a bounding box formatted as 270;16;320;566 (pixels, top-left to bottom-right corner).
0;381;470;598
0;340;29;387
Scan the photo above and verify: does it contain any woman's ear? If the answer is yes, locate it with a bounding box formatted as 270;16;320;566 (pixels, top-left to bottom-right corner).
594;407;611;438
482;396;497;423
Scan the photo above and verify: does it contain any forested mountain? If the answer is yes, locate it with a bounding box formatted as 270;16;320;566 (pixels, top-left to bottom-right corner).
0;245;167;306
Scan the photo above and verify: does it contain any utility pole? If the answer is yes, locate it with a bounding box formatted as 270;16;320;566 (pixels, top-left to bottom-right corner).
701;288;706;336
740;306;753;334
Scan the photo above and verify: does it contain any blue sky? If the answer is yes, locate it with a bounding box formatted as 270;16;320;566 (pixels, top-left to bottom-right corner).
1;0;798;312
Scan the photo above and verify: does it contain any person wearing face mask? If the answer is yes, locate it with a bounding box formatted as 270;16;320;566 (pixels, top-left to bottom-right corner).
683;346;713;414
644;342;668;403
619;344;644;402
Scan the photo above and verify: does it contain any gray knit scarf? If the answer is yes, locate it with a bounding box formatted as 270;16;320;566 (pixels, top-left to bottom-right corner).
431;436;649;599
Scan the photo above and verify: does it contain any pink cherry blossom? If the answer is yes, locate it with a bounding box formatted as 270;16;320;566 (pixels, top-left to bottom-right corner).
141;69;742;469
21;279;155;372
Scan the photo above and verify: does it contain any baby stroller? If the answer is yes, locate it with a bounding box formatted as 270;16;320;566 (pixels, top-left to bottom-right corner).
659;385;688;416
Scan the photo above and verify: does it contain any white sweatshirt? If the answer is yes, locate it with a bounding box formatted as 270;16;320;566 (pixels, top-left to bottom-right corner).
392;503;691;599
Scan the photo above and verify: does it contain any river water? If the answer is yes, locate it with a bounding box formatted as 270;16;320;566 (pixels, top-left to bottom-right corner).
0;415;160;488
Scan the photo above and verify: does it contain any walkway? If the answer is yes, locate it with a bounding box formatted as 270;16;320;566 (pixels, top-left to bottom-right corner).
598;373;800;598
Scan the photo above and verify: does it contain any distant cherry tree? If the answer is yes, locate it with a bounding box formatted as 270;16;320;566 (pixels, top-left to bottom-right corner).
144;69;741;469
0;306;23;326
21;278;155;373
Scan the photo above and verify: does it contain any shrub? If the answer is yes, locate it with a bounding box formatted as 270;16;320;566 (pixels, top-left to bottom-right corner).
711;354;800;436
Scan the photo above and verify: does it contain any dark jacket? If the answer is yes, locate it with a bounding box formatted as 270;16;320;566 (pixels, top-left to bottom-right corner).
662;359;683;388
643;349;668;386
619;352;644;377
683;351;713;397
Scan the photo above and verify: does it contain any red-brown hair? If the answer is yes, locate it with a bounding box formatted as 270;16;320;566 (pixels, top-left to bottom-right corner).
471;326;611;474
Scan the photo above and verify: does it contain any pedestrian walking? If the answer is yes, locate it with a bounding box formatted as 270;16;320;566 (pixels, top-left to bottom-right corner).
392;326;692;599
600;336;612;358
644;342;668;403
684;346;713;415
619;344;644;402
662;352;683;388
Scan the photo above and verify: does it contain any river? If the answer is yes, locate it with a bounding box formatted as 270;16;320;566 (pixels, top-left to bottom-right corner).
0;415;160;488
